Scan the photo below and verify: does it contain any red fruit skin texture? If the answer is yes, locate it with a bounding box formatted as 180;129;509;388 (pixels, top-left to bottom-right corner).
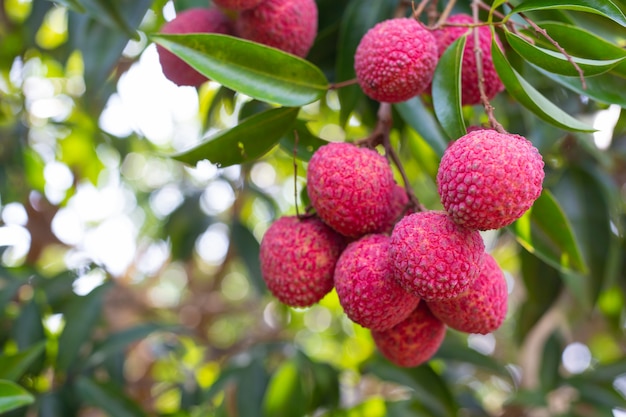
372;302;446;368
334;234;420;331
307;142;396;238
157;8;234;87
432;14;504;106
259;216;345;307
235;0;318;57
378;184;410;234
354;18;438;103
428;253;508;334
213;0;265;11
437;129;545;230
389;211;484;301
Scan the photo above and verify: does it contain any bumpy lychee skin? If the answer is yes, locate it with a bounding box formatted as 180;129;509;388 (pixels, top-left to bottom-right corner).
372;302;446;368
428;253;508;334
213;0;265;11
378;184;410;234
259;216;345;307
437;129;545;231
389;211;484;301
334;234;420;331
307;142;396;238
431;14;504;105
156;8;234;87
354;18;438;103
235;0;318;57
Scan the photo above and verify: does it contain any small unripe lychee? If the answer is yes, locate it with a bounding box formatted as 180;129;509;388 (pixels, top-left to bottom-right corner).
213;0;265;11
235;0;318;57
354;18;438;103
428;253;508;334
389;211;484;301
307;142;396;238
372;302;446;368
432;14;504;105
259;216;345;307
437;129;545;230
334;234;420;331
156;8;234;87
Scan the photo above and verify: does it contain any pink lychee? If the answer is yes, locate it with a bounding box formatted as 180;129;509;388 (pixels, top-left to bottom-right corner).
213;0;265;11
437;129;545;230
371;302;446;368
354;18;438;103
306;142;396;238
334;234;420;331
259;216;345;307
235;0;318;57
389;211;484;301
377;184;410;234
432;14;504;106
428;253;508;334
156;8;234;87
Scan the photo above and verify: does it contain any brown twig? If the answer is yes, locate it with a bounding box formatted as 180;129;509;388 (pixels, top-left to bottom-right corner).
426;0;439;25
412;0;431;19
293;129;300;217
431;0;456;29
328;78;359;90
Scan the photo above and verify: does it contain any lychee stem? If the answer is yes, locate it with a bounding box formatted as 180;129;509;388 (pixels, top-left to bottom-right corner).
431;0;456;29
412;0;430;19
293;129;301;217
328;78;358;90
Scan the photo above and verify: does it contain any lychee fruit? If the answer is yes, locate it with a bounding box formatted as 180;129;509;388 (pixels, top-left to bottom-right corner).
259;216;345;307
389;211;484;301
377;184;410;234
334;234;420;331
354;18;438;103
213;0;265;11
371;302;446;368
437;129;545;230
235;0;318;57
156;8;235;87
431;14;504;106
306;142;396;238
428;253;508;334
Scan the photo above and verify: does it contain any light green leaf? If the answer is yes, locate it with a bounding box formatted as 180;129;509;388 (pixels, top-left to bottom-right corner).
432;35;467;141
151;34;328;107
0;342;46;381
262;360;306;417
395;98;448;158
509;0;626;27
0;380;34;413
172;107;299;167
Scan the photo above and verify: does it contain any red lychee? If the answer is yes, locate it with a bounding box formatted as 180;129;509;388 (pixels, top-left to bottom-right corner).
428;253;508;334
377;184;410;234
437;129;545;230
371;302;446;368
259;216;345;307
354;18;438;103
213;0;265;11
235;0;318;57
389;211;484;301
334;234;420;331
306;142;396;238
431;14;504;106
156;8;234;87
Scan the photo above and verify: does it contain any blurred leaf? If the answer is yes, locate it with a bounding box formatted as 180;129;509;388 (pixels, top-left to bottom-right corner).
394;97;449;158
13;298;45;350
45;0;86;13
78;0;141;40
296;351;340;412
279;120;329;161
172;107;299;167
509;0;626;27
433;35;467;141
435;334;511;378
262;360;306;417
38;270;78;311
0;380;34;413
152;34;328;107
0;278;20;319
491;34;595;132
204;86;236;132
536;69;626;107
568;378;626;410
0;342;45;381
581;358;626;383
165;194;213;261
539;331;563;391
236;360;270;417
239;100;274;122
76;376;148;417
230;220;266;295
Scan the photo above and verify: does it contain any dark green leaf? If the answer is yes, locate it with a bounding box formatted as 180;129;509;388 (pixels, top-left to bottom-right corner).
279;120;329;161
0;279;20;318
583;358;626;383
262;360;306;417
0;342;46;381
45;0;86;13
236;360;269;417
172;107;300;167
0;380;34;413
13;298;45;351
230;220;266;295
433;35;467;141
164;194;213;261
395;97;449;158
78;0;141;40
509;0;626;27
537;69;626;107
539;331;563;391
435;335;511;378
491;34;595;132
151;34;328;107
568;378;626;409
76;376;148;417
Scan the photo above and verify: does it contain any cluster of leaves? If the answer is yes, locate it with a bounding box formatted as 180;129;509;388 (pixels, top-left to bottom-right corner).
0;0;625;416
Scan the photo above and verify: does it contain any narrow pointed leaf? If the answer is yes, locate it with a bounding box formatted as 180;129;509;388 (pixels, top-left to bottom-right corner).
77;376;148;417
230;220;266;295
81;0;141;40
279;120;329;161
0;342;46;381
395;97;449;158
509;0;626;27
536;67;626;107
0;380;34;413
45;0;86;13
152;34;328;107
172;107;299;167
491;35;595;132
432;35;467;141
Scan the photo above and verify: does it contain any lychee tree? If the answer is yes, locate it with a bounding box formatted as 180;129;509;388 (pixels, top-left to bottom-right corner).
0;0;625;416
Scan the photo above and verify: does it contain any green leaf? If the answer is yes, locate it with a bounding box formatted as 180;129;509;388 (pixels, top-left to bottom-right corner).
504;30;625;76
279;120;329;161
432;35;467;141
236;360;270;417
45;0;86;13
79;0;141;40
262;360;306;417
537;69;626;107
395;97;449;158
230;220;266;295
151;34;328;107
539;331;563;391
13;298;45;351
509;0;626;27
0;342;46;381
76;376;148;417
172;107;300;167
435;335;511;378
0;380;34;413
491;33;595;132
